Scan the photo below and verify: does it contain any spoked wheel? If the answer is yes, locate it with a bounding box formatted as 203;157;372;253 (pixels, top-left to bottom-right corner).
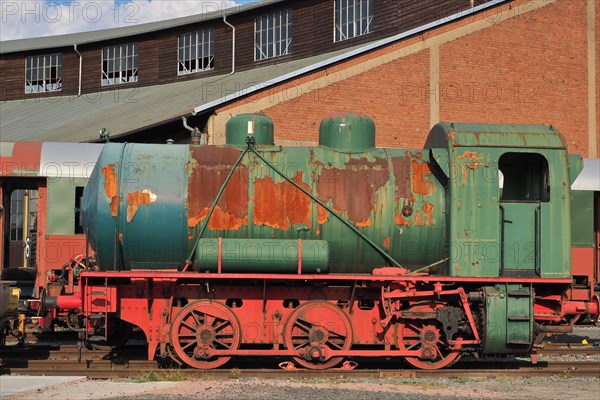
395;303;461;370
170;300;241;369
284;301;353;369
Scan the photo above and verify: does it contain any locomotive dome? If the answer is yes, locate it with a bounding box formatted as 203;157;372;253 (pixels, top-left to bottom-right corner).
318;112;376;153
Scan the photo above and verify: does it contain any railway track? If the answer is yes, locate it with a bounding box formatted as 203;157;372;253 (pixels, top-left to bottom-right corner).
2;341;597;359
1;359;598;379
1;344;599;379
2;338;599;380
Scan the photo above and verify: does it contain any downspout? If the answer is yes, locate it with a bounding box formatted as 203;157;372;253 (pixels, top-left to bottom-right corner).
73;44;82;96
223;15;235;75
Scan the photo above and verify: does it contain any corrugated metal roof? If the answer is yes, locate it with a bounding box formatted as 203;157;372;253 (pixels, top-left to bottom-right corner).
0;0;285;54
0;46;354;142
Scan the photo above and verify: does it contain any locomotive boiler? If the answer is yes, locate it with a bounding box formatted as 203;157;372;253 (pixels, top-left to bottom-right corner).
83;113;447;274
53;113;600;369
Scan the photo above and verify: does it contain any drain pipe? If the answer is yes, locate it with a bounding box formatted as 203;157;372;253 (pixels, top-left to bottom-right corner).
182;116;201;145
223;15;235;75
73;44;82;96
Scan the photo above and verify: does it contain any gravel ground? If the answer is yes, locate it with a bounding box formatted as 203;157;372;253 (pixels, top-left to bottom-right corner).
4;376;599;400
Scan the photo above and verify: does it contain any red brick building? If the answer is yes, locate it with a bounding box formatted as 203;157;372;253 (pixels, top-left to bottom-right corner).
0;0;597;157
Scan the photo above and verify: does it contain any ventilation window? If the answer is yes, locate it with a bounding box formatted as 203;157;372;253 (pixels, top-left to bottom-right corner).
255;9;292;60
25;53;62;93
101;43;138;86
178;29;214;75
334;0;373;42
499;153;550;202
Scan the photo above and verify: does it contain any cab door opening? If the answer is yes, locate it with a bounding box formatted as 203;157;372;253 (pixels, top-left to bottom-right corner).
499;152;550;276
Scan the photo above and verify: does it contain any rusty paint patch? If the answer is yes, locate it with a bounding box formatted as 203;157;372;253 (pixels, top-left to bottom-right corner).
383;236;391;250
317;206;329;225
188;147;249;230
102;164;119;217
316;158;388;223
355;218;371;227
411;160;435;196
118;233;123;245
394;213;411;226
414;210;425;227
126;189;157;223
189;205;248;230
391;156;411;199
457;150;484;170
422;202;435;226
253;172;312;231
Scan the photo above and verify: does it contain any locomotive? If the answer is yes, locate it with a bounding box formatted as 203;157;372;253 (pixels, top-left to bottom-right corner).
0;113;598;370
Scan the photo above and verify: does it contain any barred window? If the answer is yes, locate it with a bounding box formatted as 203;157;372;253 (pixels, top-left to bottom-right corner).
101;43;138;86
255;9;292;61
334;0;373;42
25;54;62;93
178;29;215;75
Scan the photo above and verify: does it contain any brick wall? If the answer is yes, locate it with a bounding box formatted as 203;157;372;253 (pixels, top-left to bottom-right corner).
440;0;588;155
216;0;596;157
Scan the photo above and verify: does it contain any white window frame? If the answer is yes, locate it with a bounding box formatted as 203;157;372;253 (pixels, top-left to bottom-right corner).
25;54;62;93
255;9;292;61
178;29;215;75
101;43;138;86
334;0;373;42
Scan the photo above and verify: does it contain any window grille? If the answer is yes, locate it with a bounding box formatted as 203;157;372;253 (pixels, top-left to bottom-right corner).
334;0;373;42
25;54;62;93
102;43;138;86
255;9;292;61
178;29;215;75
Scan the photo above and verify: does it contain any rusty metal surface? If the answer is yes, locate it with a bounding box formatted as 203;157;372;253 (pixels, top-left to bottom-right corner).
84;142;448;273
188;146;250;231
253;172;312;231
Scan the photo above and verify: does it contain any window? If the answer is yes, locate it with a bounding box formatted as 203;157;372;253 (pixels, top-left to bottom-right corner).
255;9;292;61
25;54;62;93
334;0;373;42
499;153;550;202
10;190;38;242
75;187;84;234
101;43;138;86
178;29;215;75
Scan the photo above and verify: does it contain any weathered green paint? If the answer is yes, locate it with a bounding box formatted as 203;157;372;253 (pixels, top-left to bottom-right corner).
85;142;446;273
568;154;584;185
83;143;189;270
318;112;375;153
194;239;329;273
482;284;533;354
46;177;87;235
571;190;595;247
500;202;540;273
84;121;579;278
427;123;573;278
226;113;274;146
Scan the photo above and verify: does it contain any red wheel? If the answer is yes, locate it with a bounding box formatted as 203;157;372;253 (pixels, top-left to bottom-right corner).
284;301;353;370
395;303;461;370
170;300;241;369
